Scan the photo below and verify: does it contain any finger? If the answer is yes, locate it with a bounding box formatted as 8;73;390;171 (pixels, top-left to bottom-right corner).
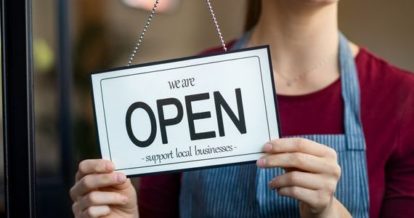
277;186;333;212
80;205;111;218
264;138;337;159
78;191;128;211
76;159;115;182
269;171;337;193
70;173;127;201
72;202;81;217
257;152;340;175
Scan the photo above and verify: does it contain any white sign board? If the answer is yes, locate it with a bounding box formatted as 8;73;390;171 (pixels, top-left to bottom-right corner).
91;46;280;176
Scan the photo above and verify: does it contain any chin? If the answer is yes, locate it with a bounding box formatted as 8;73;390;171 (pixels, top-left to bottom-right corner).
297;0;339;5
262;0;339;12
268;0;340;7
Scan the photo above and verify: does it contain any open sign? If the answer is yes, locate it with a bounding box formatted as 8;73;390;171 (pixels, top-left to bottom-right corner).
91;46;280;176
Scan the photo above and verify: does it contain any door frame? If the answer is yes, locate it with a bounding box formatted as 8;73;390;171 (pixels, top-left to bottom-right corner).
1;0;36;217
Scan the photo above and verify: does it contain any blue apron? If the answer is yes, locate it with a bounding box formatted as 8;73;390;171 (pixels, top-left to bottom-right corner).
179;33;370;218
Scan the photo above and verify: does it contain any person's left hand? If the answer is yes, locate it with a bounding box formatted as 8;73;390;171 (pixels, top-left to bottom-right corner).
257;138;351;218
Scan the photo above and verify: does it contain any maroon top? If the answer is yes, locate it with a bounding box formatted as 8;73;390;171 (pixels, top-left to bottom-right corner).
138;45;414;218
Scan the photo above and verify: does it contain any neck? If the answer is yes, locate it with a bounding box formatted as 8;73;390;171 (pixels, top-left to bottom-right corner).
248;1;341;95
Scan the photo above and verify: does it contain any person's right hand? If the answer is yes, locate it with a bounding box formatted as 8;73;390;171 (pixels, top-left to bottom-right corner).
70;159;139;218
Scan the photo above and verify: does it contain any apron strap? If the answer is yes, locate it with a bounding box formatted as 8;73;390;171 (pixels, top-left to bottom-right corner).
339;33;366;150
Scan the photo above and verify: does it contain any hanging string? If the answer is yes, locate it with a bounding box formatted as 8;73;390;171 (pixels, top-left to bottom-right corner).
205;0;227;52
127;0;160;66
127;0;228;66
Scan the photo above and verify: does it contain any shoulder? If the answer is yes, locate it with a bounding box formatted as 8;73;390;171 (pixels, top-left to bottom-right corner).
356;48;414;137
356;48;414;103
356;48;414;89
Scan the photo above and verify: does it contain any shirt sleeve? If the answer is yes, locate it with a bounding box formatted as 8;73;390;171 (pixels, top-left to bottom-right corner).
138;173;181;218
381;82;414;217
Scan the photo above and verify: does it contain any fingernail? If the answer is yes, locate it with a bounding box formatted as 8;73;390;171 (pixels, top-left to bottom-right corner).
277;188;285;195
268;181;273;188
97;205;111;215
268;180;277;190
256;158;266;167
263;143;272;152
117;173;127;183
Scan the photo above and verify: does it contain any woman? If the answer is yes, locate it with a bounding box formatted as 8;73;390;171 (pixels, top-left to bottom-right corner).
70;0;414;217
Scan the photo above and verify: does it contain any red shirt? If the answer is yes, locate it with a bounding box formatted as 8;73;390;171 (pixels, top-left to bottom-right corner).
138;45;414;218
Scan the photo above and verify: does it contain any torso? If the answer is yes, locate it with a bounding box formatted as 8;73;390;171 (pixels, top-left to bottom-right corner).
138;45;414;218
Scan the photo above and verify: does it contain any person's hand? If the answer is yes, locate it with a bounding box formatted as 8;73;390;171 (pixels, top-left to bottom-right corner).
70;159;139;218
257;138;351;218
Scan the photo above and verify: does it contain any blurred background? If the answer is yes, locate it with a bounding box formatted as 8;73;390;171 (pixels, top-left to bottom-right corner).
0;0;413;217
